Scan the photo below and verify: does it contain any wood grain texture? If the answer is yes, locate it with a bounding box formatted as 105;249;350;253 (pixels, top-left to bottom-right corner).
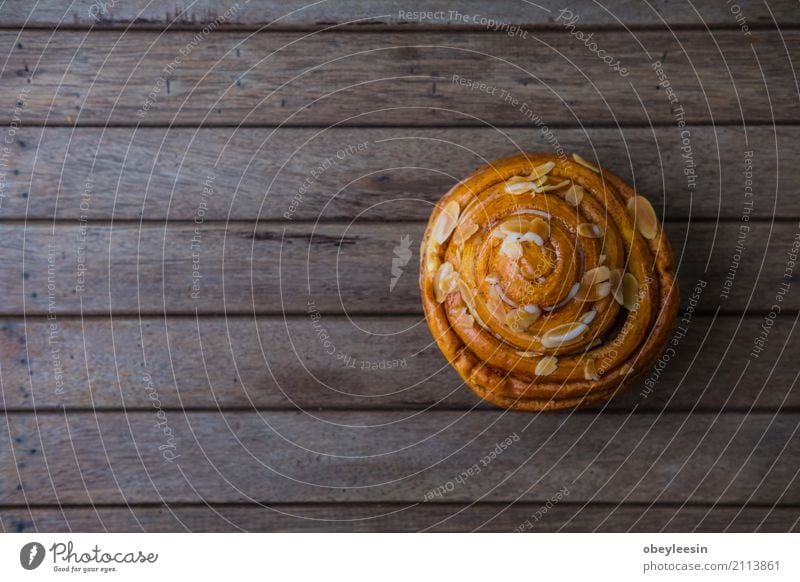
2;411;798;505
2;504;798;533
1;221;797;315
1;29;798;125
1;314;797;412
2;126;796;221
1;0;797;29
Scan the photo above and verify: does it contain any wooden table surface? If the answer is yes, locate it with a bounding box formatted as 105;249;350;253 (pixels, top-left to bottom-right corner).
1;1;799;532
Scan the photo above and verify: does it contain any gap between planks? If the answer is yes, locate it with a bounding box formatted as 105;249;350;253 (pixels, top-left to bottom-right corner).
2;407;799;415
0;23;799;33
10;120;800;129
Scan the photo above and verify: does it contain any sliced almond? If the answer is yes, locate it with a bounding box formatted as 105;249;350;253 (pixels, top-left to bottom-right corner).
436;260;452;280
523;304;541;315
499;235;523;259
456;278;486;328
622;273;640;311
505;306;540;332
456;278;474;308
508;173;547;187
564;183;585;206
454;309;475;328
541;322;588;348
626;195;658;240
434;262;458;303
572;153;600;173
539;179;570;192
609;268;624;305
619;363;635;376
535;355;558;376
519;232;545;246
452;223;479;246
594;281;612;300
577;223;604;238
581;309;597;325
432;200;460;244
516;350;543;358
529;217;550;241
584;359;600;381
499;217;532;235
504;181;537;195
424;242;441;274
532;174;549;188
575;280;612;302
599;254;607;265
486;285;510;320
484;273;500;285
528;161;555;180
581;266;611;287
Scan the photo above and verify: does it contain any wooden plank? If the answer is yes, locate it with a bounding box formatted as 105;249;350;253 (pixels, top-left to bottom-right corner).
2;411;798;504
3;126;796;221
1;315;797;412
1;1;797;29
1;30;798;125
2;504;798;532
1;221;798;315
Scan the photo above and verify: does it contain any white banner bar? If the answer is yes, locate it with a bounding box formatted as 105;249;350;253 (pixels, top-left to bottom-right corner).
2;533;797;581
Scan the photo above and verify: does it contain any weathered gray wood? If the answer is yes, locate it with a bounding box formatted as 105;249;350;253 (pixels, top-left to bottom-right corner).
1;30;797;125
2;411;797;504
1;315;797;411
0;0;796;29
2;504;797;532
0;221;797;315
3;126;795;221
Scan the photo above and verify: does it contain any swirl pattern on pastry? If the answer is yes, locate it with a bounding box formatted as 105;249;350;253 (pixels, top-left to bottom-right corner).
420;152;679;411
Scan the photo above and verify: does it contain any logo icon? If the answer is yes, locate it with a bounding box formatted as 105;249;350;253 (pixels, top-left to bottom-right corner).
390;234;413;292
20;542;46;570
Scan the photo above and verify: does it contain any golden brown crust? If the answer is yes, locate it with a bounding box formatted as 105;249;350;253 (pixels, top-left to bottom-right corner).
420;152;680;412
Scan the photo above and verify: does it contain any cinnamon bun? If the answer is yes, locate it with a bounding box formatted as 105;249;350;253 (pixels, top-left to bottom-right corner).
420;152;679;411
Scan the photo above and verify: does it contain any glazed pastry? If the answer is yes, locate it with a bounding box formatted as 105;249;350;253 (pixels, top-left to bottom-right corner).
420;152;679;411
